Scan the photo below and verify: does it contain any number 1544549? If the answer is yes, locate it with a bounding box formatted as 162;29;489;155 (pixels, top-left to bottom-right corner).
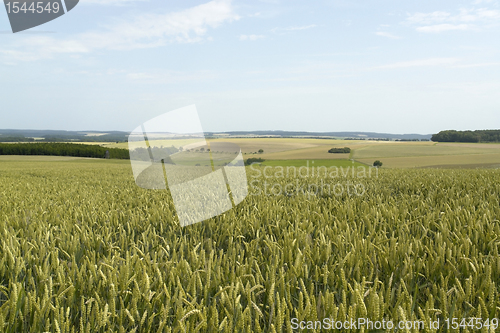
5;2;60;14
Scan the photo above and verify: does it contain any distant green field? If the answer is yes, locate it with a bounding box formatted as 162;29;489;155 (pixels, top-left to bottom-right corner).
261;159;367;168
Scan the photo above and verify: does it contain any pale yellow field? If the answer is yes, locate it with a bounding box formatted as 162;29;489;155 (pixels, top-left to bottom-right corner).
352;142;499;159
256;146;349;160
352;142;500;168
210;140;500;167
105;138;359;156
79;138;500;168
207;138;367;156
107;139;202;150
210;138;320;154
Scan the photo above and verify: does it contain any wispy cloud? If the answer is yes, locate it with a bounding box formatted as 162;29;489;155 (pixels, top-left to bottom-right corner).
376;58;459;69
125;69;217;83
82;0;146;5
126;72;156;80
271;24;317;33
1;36;90;61
1;0;239;62
239;34;265;41
406;11;452;25
375;31;401;39
472;0;496;4
416;24;470;33
452;62;500;68
406;7;500;33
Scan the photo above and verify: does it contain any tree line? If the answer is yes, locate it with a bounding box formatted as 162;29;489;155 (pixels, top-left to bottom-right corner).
431;130;500;143
245;157;265;165
0;143;130;159
328;147;351;153
0;136;35;142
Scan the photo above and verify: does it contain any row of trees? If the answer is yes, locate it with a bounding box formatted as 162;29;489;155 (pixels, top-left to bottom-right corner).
0;136;35;142
0;143;130;159
431;130;500;143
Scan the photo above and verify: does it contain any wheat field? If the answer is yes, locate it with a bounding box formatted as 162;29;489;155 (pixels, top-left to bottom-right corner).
0;156;499;332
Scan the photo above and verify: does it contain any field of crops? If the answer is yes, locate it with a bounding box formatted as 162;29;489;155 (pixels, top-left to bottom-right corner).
260;160;366;168
95;138;500;168
1;156;500;332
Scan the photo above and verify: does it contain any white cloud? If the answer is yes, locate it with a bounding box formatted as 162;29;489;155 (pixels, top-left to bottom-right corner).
416;24;471;33
406;7;500;33
406;11;452;25
376;58;459;69
2;0;239;61
125;70;217;83
284;24;318;31
472;0;496;4
271;24;317;33
127;72;155;80
453;62;500;68
375;31;401;39
1;36;90;62
239;34;265;41
82;0;146;5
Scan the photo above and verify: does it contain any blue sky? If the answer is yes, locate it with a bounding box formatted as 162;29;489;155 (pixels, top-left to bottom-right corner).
1;0;499;134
